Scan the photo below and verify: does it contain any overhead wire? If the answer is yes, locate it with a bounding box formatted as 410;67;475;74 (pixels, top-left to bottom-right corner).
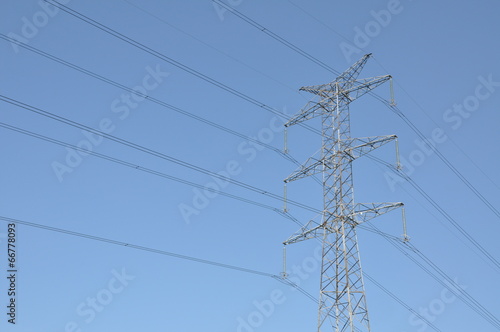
0;34;296;164
366;154;500;273
0;95;317;214
0;121;291;216
374;97;500;220
365;222;500;329
120;0;304;97
368;154;500;272
43;0;321;136
363;273;443;332
404;240;500;328
372;56;500;191
0;215;276;278
364;157;500;327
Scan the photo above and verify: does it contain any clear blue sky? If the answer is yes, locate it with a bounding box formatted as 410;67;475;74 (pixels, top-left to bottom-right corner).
1;0;499;331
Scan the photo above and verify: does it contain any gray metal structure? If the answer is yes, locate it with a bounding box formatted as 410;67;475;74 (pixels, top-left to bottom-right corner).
283;54;403;332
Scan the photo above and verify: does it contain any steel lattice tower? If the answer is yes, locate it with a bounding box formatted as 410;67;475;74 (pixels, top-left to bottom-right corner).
283;54;403;332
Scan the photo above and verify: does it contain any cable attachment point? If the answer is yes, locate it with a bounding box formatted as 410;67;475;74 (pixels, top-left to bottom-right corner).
402;207;410;242
283;183;288;213
284;127;289;154
390;77;397;107
280;245;288;279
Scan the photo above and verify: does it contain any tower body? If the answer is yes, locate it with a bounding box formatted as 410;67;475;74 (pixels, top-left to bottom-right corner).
283;54;402;332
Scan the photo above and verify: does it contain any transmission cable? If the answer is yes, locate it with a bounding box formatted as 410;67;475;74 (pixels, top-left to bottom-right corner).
0;215;276;278
43;0;321;136
372;57;500;191
405;240;500;328
365;222;500;329
0;121;288;216
0;95;317;214
363;152;500;273
363;157;500;327
0;34;296;164
120;0;303;96
364;273;443;332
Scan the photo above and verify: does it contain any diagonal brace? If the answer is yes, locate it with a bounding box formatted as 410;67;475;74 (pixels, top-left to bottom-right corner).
343;135;397;160
353;202;404;225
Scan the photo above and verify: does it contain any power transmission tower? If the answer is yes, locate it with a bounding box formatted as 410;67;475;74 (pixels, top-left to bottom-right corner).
283;54;403;332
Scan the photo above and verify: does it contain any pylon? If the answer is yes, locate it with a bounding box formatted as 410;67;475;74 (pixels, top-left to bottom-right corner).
283;54;403;332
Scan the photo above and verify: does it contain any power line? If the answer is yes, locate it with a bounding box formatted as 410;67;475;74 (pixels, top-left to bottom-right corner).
7;29;493;275
392;164;500;271
364;152;500;273
0;95;317;214
404;241;500;328
121;0;303;96
355;149;500;328
43;0;321;136
212;0;337;75
366;154;500;273
0;215;276;278
0;34;295;164
0;211;466;332
372;57;500;191
286;0;353;44
376;97;500;220
366;223;500;329
0;121;284;215
363;273;443;332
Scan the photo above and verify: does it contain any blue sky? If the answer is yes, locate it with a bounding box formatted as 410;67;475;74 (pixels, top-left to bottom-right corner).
1;0;499;331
